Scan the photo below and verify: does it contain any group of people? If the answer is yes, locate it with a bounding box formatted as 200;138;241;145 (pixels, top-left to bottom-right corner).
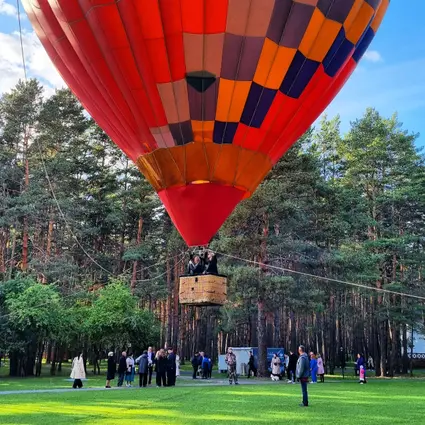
70;347;181;389
190;352;213;379
111;347;179;388
269;351;299;382
187;251;218;276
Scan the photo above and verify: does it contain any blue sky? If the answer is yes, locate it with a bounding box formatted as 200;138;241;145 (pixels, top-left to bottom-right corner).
0;1;424;148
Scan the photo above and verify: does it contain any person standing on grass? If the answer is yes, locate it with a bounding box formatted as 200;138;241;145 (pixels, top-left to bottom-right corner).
176;352;181;380
247;351;257;378
356;353;365;377
271;353;281;381
317;354;325;383
339;347;346;378
191;352;200;379
284;354;289;378
167;348;176;386
71;352;85;389
367;355;374;370
136;350;148;388
310;352;318;383
105;351;116;388
147;346;155;385
359;365;367;384
199;351;205;378
225;347;238;385
117;351;127;387
208;355;213;379
202;354;210;379
156;349;167;387
287;350;298;383
296;345;310;407
125;353;135;387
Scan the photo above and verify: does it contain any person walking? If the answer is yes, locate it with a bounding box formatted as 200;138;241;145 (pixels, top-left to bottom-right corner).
147;346;155;385
225;347;238;385
105;351;116;388
317;354;325;383
166;348;176;386
287;350;298;383
247;351;257;378
117;351;127;387
70;352;86;389
155;349;167;387
136;350;148;388
191;352;200;379
296;345;310;407
310;352;318;383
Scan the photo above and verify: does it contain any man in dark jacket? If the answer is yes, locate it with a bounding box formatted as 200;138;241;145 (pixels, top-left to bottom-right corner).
117;351;127;387
166;348;176;386
204;252;218;275
247;351;257;378
287;350;298;383
191;352;200;379
136;351;149;387
147;346;155;385
296;345;310;407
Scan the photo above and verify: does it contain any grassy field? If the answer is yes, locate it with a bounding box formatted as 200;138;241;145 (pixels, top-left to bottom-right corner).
0;380;424;424
1;361;425;424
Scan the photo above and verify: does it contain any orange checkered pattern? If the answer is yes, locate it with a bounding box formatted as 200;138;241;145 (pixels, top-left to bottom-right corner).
23;0;390;195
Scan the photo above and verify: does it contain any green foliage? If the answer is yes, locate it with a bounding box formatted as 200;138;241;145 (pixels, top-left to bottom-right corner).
85;280;159;350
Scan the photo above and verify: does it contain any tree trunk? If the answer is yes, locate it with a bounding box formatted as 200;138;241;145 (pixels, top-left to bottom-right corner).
257;292;267;377
130;217;143;293
22;133;30;271
166;257;172;344
8;225;17;280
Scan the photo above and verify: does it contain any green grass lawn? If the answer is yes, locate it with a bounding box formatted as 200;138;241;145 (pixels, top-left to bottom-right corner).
0;380;424;424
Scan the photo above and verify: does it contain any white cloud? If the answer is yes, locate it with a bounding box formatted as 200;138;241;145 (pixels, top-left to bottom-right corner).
363;50;383;63
0;29;64;95
0;0;16;17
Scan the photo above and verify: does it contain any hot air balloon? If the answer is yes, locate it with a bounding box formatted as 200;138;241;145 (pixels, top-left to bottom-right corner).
22;0;389;249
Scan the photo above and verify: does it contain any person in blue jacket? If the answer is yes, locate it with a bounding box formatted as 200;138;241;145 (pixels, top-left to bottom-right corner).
356;353;365;376
310;352;318;383
202;354;211;379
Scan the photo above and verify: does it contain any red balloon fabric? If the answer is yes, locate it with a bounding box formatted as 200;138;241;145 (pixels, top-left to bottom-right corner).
159;184;245;247
22;0;390;246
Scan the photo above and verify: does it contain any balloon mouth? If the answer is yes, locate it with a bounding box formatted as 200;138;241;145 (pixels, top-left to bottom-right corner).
158;183;246;247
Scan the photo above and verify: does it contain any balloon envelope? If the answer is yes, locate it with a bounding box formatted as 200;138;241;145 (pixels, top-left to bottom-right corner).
23;0;389;246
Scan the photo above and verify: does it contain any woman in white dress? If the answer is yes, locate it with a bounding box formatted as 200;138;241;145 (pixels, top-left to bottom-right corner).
175;354;181;379
70;353;86;388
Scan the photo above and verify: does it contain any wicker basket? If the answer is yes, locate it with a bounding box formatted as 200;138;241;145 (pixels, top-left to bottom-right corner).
179;274;227;306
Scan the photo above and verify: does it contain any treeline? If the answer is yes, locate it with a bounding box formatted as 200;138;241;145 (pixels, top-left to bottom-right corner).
1;80;424;377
